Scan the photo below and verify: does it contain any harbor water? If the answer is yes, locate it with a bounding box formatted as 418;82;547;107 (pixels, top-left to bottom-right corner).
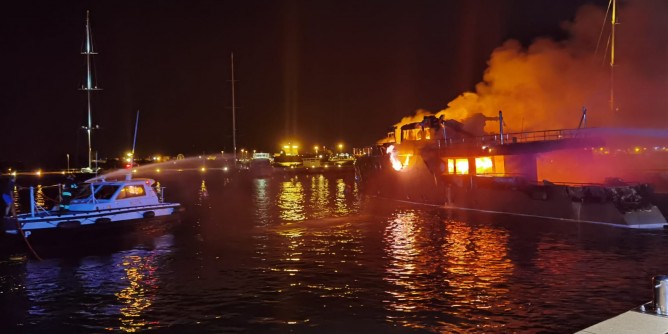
1;171;667;333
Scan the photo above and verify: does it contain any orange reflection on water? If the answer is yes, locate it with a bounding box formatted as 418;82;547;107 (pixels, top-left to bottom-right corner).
35;185;45;208
115;255;159;332
383;211;514;332
308;175;329;217
278;178;306;221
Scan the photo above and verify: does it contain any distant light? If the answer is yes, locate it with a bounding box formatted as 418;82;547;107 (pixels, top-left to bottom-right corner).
132;169;138;173
201;167;206;172
36;170;42;177
223;166;229;172
156;168;161;173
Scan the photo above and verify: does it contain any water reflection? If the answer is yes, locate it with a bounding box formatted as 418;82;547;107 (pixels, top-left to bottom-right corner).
252;178;271;224
196;180;209;207
115;254;159;332
249;174;365;326
309;175;330;218
278;177;306;221
17;234;173;332
382;210;514;332
11;183;20;213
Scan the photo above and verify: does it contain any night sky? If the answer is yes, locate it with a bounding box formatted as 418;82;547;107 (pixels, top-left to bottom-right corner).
0;0;651;169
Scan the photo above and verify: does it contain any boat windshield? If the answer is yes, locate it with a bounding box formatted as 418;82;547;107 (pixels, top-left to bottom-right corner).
72;184;121;201
73;184;92;200
94;185;121;200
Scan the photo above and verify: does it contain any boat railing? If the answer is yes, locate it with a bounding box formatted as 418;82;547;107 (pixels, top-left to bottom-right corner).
434;128;591;148
354;128;594;156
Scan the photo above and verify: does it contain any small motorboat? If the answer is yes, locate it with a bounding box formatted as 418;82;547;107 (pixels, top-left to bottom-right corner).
2;177;181;239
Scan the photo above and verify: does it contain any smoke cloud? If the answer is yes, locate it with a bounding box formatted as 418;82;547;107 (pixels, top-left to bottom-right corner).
395;0;667;135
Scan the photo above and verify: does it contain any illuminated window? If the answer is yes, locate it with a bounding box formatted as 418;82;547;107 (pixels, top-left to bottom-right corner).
475;157;494;174
447;159;454;174
455;159;469;174
116;185;146;199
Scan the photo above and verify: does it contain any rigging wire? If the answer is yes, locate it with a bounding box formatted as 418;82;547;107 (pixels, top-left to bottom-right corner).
595;0;613;66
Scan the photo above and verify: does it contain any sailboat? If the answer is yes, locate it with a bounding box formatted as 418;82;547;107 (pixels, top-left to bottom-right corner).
80;10;101;174
0;13;181;244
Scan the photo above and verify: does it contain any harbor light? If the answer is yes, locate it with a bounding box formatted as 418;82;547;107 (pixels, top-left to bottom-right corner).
282;143;300;156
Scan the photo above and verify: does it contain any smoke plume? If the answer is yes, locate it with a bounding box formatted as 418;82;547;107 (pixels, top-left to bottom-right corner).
396;0;668;135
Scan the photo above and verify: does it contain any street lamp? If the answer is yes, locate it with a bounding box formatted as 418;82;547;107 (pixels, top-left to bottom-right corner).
314;146;319;154
66;153;70;173
338;144;343;153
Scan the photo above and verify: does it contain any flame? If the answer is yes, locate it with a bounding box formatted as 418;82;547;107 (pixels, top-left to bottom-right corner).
387;145;403;171
455;159;469;175
475;157;494;174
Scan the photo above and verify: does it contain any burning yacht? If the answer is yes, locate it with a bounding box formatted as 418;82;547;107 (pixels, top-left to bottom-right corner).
355;112;667;228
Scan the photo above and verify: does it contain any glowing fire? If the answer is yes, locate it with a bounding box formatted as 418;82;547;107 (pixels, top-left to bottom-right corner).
380;2;664;144
475;157;494;174
387;145;411;171
455;159;469;174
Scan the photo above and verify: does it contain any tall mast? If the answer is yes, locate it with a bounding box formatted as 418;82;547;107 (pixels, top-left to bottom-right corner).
610;0;617;113
80;10;101;170
231;52;237;164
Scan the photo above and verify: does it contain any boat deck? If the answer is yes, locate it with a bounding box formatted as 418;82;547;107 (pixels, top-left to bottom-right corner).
577;309;668;333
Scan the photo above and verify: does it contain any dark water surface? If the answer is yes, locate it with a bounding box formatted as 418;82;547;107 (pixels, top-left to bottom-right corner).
1;172;667;333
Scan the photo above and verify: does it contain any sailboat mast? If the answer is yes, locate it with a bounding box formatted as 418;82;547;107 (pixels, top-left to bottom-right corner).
610;0;617;113
81;10;101;170
231;52;237;164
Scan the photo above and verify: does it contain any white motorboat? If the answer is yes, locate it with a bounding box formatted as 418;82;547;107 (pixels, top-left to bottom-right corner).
2;177;181;238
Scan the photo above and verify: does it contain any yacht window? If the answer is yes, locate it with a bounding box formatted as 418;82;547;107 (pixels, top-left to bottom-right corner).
94;185;121;200
117;185;146;199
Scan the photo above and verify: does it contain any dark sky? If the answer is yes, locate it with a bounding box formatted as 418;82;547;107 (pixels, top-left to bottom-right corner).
0;0;609;168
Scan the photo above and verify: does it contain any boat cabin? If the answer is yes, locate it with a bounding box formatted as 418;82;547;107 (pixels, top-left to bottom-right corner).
69;178;162;210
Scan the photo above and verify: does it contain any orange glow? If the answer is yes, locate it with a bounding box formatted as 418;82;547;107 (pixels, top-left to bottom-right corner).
455;159;469;174
387;145;403;171
475;157;494;174
447;159;454;173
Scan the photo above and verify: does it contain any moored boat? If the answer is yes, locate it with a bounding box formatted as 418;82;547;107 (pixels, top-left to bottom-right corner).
2;177;181;240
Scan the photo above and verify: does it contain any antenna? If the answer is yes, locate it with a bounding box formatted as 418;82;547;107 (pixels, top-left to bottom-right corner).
230;52;237;166
80;10;102;171
132;110;140;161
610;0;617;113
578;106;588;129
